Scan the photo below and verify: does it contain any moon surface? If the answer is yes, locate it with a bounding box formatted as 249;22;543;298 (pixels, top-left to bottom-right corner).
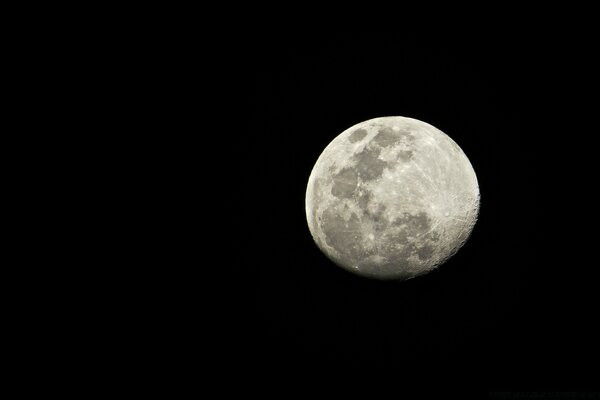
305;116;480;280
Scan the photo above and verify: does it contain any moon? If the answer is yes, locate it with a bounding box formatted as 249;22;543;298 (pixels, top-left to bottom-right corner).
305;116;480;280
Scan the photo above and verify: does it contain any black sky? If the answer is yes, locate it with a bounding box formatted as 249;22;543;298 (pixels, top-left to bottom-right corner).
236;31;597;393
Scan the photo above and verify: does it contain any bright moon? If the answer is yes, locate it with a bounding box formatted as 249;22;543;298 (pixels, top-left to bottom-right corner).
305;116;480;280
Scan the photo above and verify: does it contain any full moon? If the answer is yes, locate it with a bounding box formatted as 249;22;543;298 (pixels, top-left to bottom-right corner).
305;116;480;280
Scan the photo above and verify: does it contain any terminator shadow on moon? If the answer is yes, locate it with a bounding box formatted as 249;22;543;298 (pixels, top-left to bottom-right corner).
305;116;480;281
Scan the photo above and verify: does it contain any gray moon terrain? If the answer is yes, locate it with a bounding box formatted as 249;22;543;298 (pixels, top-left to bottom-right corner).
305;116;480;280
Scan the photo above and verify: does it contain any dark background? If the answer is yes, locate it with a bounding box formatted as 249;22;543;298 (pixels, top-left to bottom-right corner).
235;31;597;392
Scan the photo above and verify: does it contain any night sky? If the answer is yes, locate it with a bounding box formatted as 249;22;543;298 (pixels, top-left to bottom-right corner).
234;31;597;393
